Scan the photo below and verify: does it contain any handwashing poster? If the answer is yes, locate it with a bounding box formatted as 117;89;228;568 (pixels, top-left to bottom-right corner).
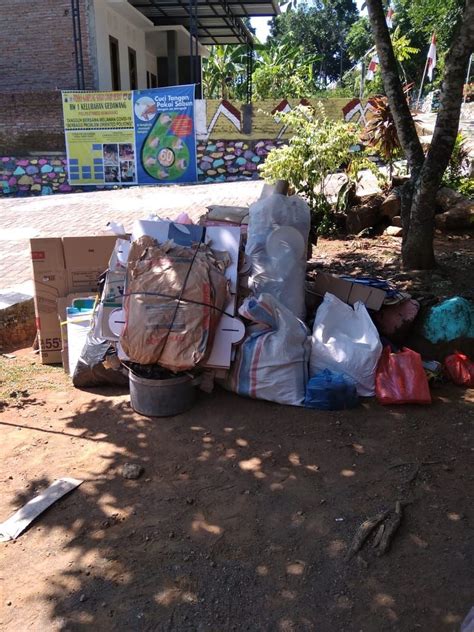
62;85;197;186
133;85;197;185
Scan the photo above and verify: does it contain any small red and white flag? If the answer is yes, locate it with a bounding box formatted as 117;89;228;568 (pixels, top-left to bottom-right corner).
386;6;394;29
366;54;379;81
427;33;437;81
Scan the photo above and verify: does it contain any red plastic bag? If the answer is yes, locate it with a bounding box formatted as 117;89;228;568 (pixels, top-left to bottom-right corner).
444;352;474;387
376;347;431;405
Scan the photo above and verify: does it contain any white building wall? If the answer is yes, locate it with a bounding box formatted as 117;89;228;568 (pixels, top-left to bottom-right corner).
145;52;157;82
92;0;148;90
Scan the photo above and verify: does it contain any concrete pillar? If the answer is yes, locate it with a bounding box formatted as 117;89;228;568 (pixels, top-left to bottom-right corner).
167;31;179;86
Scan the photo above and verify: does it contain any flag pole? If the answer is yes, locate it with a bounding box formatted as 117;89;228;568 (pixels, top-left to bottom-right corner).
416;57;429;110
360;60;365;99
464;53;473;103
416;35;433;111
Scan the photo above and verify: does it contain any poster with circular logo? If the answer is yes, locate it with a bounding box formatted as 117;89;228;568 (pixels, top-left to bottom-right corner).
141;113;191;180
134;87;197;185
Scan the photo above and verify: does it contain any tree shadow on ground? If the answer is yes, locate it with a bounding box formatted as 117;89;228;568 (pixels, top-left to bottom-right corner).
2;385;473;631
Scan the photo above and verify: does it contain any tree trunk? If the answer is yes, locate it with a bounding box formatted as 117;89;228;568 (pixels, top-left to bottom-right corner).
366;0;474;269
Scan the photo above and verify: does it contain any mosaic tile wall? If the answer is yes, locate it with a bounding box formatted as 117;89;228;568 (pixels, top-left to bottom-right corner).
0;139;285;196
0;157;73;196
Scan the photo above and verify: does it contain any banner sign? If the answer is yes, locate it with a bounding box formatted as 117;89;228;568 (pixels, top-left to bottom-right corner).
62;85;197;186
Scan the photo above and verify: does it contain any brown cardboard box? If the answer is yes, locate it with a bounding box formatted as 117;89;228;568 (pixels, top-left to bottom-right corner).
63;236;117;292
30;236;116;364
31;239;68;363
310;271;386;311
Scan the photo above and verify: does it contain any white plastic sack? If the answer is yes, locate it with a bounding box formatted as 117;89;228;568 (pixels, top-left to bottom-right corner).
245;193;310;320
227;294;310;406
310;293;382;396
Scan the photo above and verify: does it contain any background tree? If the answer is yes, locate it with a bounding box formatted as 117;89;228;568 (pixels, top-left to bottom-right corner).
365;0;473;269
346;15;372;63
348;0;466;90
202;45;247;99
271;0;359;85
252;36;320;99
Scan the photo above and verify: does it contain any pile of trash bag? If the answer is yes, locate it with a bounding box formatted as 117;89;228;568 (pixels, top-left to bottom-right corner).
66;188;473;411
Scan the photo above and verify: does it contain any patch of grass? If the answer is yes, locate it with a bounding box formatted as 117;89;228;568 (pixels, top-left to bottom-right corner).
0;354;69;399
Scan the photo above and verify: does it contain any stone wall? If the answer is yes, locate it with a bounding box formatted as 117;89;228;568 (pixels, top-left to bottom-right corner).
0;157;73;196
0;299;36;353
197;139;285;183
0;139;285;195
1;96;370;195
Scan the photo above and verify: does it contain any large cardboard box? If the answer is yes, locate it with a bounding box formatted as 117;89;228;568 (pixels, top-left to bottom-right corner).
30;236;116;364
309;271;386;311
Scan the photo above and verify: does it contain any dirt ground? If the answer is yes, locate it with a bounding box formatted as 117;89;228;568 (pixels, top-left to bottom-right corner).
0;346;472;632
312;232;474;302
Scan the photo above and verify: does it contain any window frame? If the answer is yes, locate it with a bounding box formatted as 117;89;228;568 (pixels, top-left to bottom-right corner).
128;46;138;90
109;36;121;91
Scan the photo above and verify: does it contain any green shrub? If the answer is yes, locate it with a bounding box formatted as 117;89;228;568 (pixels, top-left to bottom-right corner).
259;103;381;236
442;133;473;198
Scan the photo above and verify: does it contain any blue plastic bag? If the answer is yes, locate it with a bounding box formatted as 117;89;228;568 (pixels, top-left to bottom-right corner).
304;369;359;410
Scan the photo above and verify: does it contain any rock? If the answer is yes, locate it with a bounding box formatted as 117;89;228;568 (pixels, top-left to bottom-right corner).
26;165;38;175
13;167;25;176
436;186;466;212
41;164;53;173
17;175;34;186
213;159;224;168
79;594;87;603
385;225;403;236
120;463;144;479
435;203;474;230
235;157;246;166
380;190;401;219
31;184;41;192
392;215;402;227
346;203;381;234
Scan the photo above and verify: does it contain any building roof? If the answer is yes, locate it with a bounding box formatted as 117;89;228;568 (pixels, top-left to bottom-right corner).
128;0;280;45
